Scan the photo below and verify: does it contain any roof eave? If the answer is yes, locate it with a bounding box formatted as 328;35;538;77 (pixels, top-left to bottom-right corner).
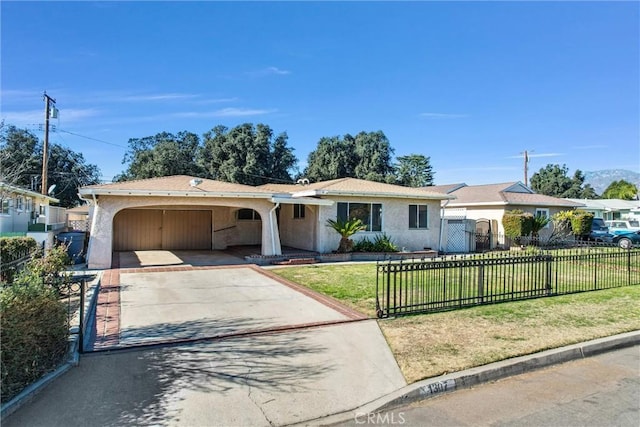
78;188;274;199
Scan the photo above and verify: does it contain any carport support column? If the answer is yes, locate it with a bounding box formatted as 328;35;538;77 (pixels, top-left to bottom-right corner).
261;203;282;256
86;201;115;269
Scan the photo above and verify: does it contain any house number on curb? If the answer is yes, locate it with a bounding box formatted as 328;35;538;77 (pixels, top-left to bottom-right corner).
419;379;455;397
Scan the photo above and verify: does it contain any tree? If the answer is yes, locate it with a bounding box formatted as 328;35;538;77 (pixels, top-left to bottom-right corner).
0;125;101;207
602;180;638;200
353;131;395;182
303;131;395;183
198;123;297;185
118;131;204;181
394;154;434;187
530;164;598;198
303;136;357;182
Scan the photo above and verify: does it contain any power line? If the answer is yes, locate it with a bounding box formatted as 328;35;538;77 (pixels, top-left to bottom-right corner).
58;129;128;149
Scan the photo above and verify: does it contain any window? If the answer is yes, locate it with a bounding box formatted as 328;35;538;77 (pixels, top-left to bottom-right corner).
409;204;429;229
15;196;23;211
237;209;261;220
0;198;9;215
535;208;550;228
293;204;305;219
26;197;33;212
337;202;382;231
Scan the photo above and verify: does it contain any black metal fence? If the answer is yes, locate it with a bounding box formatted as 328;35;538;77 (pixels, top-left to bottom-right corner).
376;247;640;318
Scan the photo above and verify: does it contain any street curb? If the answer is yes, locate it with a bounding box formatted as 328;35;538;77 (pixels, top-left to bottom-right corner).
311;330;640;426
0;271;102;420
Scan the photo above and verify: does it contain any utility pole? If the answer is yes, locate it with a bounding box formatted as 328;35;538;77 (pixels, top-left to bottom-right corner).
42;92;56;195
523;150;529;187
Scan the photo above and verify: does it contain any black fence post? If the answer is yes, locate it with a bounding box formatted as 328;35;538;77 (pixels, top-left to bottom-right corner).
79;278;85;353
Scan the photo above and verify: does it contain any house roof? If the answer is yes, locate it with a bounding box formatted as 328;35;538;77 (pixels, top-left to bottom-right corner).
262;178;453;200
425;182;584;208
79;175;276;198
565;198;640;212
0;182;60;203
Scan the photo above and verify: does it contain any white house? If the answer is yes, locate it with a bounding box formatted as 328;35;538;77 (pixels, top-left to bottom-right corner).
0;182;65;247
78;175;452;269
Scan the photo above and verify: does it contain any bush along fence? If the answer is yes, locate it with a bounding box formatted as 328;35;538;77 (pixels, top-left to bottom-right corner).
1;242;92;403
375;246;640;318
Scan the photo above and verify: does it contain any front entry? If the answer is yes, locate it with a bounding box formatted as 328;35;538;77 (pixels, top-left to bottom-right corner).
113;209;212;251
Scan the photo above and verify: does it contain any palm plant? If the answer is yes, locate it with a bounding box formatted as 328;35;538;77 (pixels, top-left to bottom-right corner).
326;218;366;253
530;215;551;239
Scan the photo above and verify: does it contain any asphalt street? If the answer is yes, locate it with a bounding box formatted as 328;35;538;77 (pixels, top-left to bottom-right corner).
332;345;640;427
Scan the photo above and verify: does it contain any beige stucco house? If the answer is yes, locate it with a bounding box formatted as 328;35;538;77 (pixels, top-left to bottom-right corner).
79;175;452;269
426;182;585;250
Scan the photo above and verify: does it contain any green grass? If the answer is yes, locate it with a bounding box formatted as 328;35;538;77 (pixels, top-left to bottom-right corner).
271;264;378;315
271;249;639;317
271;260;640;383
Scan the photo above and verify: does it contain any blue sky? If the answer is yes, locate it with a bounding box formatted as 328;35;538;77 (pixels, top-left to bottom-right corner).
2;1;638;185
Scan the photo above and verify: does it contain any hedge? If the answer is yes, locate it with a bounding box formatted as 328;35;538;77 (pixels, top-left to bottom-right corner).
1;281;68;402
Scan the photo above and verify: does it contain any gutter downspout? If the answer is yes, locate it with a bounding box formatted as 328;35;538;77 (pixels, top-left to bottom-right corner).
438;199;450;254
269;202;280;255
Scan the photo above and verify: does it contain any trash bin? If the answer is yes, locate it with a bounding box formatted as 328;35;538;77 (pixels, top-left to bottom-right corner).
56;231;86;264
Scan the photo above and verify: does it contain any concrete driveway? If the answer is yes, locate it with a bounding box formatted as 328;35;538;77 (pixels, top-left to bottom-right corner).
19;263;408;426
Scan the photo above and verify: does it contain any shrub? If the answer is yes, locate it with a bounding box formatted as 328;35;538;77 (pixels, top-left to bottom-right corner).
502;210;534;239
570;211;594;237
353;233;399;252
1;281;68;402
22;244;72;294
0;237;39;284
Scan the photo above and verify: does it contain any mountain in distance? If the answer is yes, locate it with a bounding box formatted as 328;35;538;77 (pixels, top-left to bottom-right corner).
584;169;640;195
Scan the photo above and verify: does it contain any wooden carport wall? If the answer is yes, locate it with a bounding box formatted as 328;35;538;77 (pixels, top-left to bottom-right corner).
81;191;282;269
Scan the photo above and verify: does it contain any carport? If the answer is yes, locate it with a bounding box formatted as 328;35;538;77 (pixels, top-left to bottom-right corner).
79;175;333;269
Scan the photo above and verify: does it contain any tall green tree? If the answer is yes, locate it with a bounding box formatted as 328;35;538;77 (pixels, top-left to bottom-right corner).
0;125;101;207
303;136;357;182
353;131;395;182
118;131;204;181
602;180;638;200
198;123;297;185
303;131;395;183
530;164;598;198
394;154;434;187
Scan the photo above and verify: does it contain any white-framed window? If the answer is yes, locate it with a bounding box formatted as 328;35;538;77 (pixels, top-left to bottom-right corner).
337;202;382;232
535;208;550;228
25;197;33;213
409;204;429;229
293;204;305;219
237;209;261;221
15;196;24;211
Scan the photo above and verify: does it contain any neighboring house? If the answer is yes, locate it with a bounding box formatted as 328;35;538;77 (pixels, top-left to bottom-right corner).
564;198;640;221
78;175;452;269
426;182;584;251
0;182;65;247
66;204;91;231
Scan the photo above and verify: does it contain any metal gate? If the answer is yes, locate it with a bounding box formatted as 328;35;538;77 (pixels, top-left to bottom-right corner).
475;219;492;252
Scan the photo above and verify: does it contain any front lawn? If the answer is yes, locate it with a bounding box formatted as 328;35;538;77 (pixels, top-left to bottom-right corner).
270;263;640;383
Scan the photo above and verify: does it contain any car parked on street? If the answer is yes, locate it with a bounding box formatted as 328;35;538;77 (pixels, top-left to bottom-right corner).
588;218;610;242
603;230;640;249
